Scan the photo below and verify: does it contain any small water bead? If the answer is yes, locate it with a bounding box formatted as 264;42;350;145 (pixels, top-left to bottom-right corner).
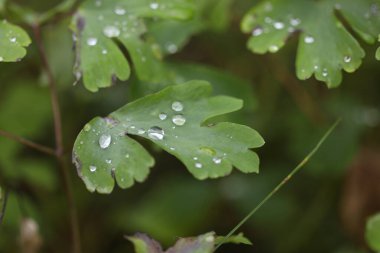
103;26;120;38
166;43;178;54
172;115;186;126
99;134;112;149
102;49;108;55
213;157;222;164
137;128;146;134
125;153;130;158
304;35;315;44
252;27;263;37
264;17;272;23
84;124;91;132
150;2;159;10
195;162;203;168
95;0;102;7
171;101;184;112
114;6;126;15
322;68;328;77
147;126;165;140
89;165;97;172
0;56;3;62
193;157;198;161
273;21;284;30
344;55;352;63
169;147;175;151
159;113;167;120
290;18;301;26
87;37;98;46
106;159;112;164
269;45;279;52
10;37;16;43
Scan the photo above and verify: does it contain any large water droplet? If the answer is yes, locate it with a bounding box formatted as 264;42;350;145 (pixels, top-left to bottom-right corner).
150;2;159;10
87;37;98;46
99;134;112;149
171;101;183;112
344;55;351;63
147;126;165;140
159;113;167;120
195;162;203;168
172;115;186;126
252;27;263;36
304;35;314;44
103;26;120;38
114;6;126;15
89;165;97;172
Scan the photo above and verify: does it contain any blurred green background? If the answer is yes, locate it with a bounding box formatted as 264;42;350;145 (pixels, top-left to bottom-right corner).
0;0;380;252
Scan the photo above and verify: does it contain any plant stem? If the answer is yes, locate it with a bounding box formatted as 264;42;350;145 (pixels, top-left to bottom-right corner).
0;188;9;226
0;129;56;156
32;24;81;253
214;118;341;251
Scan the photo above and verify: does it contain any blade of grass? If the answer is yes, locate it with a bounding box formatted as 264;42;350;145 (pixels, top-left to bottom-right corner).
215;118;341;251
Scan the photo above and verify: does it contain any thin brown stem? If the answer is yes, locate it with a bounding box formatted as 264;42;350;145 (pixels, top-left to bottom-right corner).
0;129;56;156
0;188;9;226
32;24;81;253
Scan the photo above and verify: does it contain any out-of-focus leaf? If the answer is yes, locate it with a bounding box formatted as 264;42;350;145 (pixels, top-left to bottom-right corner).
72;81;264;193
127;233;163;253
241;0;380;87
215;233;252;246
71;0;195;92
365;213;380;251
0;20;31;62
0;0;5;13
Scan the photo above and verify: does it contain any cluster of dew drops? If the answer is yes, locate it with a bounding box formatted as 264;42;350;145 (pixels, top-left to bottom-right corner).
0;20;19;62
84;0;177;55
250;2;355;75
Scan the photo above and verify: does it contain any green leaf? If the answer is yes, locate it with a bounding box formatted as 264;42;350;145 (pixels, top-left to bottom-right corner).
71;0;194;92
365;213;380;251
241;0;380;87
215;233;252;246
72;81;264;193
0;20;31;62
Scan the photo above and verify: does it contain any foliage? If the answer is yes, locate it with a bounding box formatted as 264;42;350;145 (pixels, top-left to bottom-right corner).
241;0;380;87
73;81;264;193
366;213;380;251
0;20;31;62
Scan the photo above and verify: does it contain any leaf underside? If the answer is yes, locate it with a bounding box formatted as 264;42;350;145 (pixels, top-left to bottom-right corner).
241;0;380;87
0;20;31;62
71;0;194;92
72;81;264;193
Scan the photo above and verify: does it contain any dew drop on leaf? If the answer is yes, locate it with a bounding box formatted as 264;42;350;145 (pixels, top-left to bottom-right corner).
159;113;167;120
166;43;178;54
99;134;112;149
114;6;126;15
273;21;284;30
137;128;146;134
304;35;315;44
150;2;159;10
172;115;186;126
344;55;352;63
10;37;16;43
147;126;165;140
106;159;112;164
195;162;203;168
87;37;98;46
269;45;279;52
322;68;328;77
103;26;120;38
171;101;184;112
84;124;91;132
252;27;263;36
213;157;222;164
290;18;301;26
89;165;97;172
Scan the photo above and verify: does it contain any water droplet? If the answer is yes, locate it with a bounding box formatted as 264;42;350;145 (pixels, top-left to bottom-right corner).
193;157;198;160
264;17;272;23
195;162;203;168
252;27;263;36
95;0;102;7
304;35;314;44
84;124;91;132
314;65;319;70
205;235;214;242
106;159;112;164
170;147;175;151
103;26;120;38
125;153;130;158
290;18;301;26
322;68;328;77
171;101;183;112
102;49;108;54
80;141;84;145
269;45;279;52
166;43;178;54
159;113;167;120
137;128;146;134
273;21;284;30
114;6;126;15
99;134;112;149
344;55;351;63
87;37;98;46
150;2;159;10
172;115;186;126
89;165;97;172
213;157;222;164
147;126;165;140
10;37;16;43
0;56;3;62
